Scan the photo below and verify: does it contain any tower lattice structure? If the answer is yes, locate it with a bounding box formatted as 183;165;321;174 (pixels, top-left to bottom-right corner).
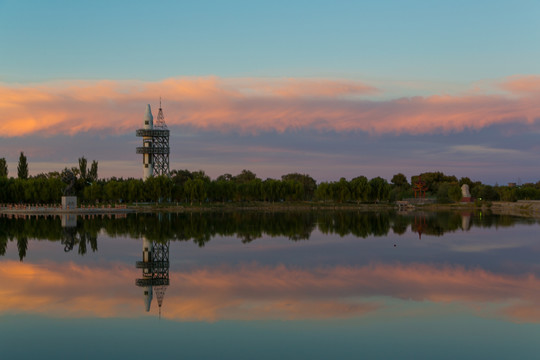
136;100;170;179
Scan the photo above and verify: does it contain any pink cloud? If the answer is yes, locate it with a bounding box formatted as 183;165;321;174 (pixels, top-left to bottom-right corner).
1;261;539;322
1;76;540;138
499;75;540;94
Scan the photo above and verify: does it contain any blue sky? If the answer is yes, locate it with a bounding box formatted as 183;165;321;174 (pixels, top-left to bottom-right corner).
2;0;539;82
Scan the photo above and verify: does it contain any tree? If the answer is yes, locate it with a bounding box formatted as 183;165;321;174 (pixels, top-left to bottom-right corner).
333;178;351;203
88;160;98;182
391;173;409;188
448;184;463;202
79;157;88;181
216;173;233;182
411;172;458;194
368;177;390;202
185;178;207;205
234;169;258;184
171;169;193;185
350;176;370;204
437;182;462;203
191;170;211;183
281;173;316;200
262;178;280;202
0;158;7;178
315;182;331;202
17;152;28;179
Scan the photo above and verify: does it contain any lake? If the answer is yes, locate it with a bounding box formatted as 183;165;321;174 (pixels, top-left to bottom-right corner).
0;210;539;359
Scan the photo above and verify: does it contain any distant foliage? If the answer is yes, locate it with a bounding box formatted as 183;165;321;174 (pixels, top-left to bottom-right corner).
2;158;540;205
0;158;7;178
17;152;28;180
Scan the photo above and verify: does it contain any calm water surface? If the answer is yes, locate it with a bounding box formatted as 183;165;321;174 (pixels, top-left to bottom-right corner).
1;211;539;359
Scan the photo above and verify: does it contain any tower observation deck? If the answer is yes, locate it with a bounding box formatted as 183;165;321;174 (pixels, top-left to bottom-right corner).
136;101;170;180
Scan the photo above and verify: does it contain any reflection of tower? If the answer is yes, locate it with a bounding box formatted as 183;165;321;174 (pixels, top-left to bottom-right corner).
135;237;170;315
460;212;472;230
412;214;427;239
135;101;170;180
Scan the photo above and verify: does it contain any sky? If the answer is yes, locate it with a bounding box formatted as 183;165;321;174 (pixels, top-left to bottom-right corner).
1;0;540;184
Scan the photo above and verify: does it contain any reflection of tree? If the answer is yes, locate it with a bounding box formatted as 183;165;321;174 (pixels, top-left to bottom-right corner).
17;237;28;261
391;216;409;235
0;210;538;260
0;229;7;256
410;212;464;238
318;212;391;238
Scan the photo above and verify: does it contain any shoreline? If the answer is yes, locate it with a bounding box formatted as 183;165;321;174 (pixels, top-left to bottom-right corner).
2;201;540;219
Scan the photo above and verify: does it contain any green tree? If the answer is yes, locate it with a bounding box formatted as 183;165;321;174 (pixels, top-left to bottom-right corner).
191;170;211;183
496;186;517;202
171;169;193;185
0;158;7;178
437;182;461;203
282;179;303;201
448;184;463;202
281;173;316;200
391;173;409;188
234;169;258;184
88;160;98;182
411;172;458;194
350;176;370;204
126;179;144;203
17;152;28;179
79;157;88;181
472;184;499;201
216;173;233;182
185;178;207;205
333;178;351;203
315;182;331;202
262;178;281;202
368;177;390;202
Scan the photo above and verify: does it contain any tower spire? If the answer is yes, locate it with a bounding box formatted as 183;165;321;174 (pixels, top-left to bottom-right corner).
155;97;167;129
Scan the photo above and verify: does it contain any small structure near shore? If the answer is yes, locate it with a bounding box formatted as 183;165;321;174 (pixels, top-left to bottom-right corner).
460;184;472;203
61;196;77;210
396;201;414;210
61;168;77;210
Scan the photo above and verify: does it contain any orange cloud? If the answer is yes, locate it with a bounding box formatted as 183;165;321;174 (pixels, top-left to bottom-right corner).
1;76;540;138
499;75;540;94
1;261;539;323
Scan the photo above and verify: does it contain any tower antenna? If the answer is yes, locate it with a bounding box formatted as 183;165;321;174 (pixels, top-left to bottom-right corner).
155;97;167;129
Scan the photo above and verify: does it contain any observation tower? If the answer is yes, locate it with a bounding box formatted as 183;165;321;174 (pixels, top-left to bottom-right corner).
136;101;170;180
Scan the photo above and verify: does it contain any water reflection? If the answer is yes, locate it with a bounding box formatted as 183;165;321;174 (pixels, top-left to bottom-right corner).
1;259;539;322
0;211;536;260
136;237;170;315
0;211;538;324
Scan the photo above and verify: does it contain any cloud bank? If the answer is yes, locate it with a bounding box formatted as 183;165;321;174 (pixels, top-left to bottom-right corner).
1;261;538;322
1;76;540;138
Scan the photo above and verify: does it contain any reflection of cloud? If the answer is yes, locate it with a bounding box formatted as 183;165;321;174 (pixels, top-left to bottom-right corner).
450;243;526;253
0;261;538;322
2;76;540;138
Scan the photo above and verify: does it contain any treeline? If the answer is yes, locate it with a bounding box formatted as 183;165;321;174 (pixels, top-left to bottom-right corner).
1;211;534;260
2;154;540;204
